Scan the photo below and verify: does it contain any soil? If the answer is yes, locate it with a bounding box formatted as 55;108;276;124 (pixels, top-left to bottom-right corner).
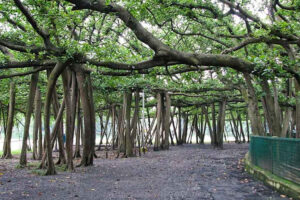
0;143;289;200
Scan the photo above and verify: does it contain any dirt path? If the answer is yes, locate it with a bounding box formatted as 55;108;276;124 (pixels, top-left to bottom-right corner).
0;143;288;200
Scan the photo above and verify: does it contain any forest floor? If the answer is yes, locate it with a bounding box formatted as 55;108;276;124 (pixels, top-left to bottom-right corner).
0;143;290;200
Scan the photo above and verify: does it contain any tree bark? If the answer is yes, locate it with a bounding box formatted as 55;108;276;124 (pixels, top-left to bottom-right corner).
38;110;43;160
51;88;66;164
182;112;189;144
61;69;74;170
76;67;95;166
211;103;217;145
243;73;264;136
124;91;133;156
216;100;226;148
20;71;39;166
74;97;81;158
178;106;182;145
2;81;15;159
40;98;65;169
261;79;282;136
154;93;162;151
32;87;41;160
130;90;140;151
44;62;68;175
163;92;171;149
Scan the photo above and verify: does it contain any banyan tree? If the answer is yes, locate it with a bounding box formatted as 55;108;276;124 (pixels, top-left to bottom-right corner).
0;0;299;176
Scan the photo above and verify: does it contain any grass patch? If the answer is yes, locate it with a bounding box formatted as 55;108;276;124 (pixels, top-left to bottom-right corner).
56;164;68;172
0;149;33;157
0;149;23;157
31;169;47;176
27;162;40;169
29;164;68;176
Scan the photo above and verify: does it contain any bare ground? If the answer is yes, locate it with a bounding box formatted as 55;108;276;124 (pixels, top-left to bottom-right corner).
0;143;290;200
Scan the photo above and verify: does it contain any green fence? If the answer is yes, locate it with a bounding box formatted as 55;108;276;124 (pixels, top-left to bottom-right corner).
250;136;300;184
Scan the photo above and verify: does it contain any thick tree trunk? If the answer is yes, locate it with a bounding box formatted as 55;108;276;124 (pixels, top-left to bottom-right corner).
20;71;39;166
32;87;41;160
216;100;226;148
154;93;162;151
2;82;15;159
162;92;171;149
261;79;282;136
61;69;74;170
124;91;133;156
44;62;68;175
243;73;265;136
76;67;96;166
87;73;96;159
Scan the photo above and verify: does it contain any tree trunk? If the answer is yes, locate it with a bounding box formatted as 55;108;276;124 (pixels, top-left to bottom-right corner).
74;97;81;158
261;79;282;136
61;69;74;171
40;98;65;169
20;71;39;166
52;88;66;165
162;92;171;149
182;112;189;144
178;106;182;145
238;114;246;143
246;114;250;142
76;67;96;166
204;106;213;144
32;87;41;160
2;81;15;159
243;73;265;136
44;62;68;175
118;105;125;153
216;100;226;148
284;46;299;138
154;93;162;151
38;110;43;160
130;90;140;152
111;104;116;149
124;91;133;156
211;103;217;145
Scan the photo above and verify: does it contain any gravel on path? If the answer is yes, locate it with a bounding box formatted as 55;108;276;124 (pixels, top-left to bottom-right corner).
0;143;289;200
